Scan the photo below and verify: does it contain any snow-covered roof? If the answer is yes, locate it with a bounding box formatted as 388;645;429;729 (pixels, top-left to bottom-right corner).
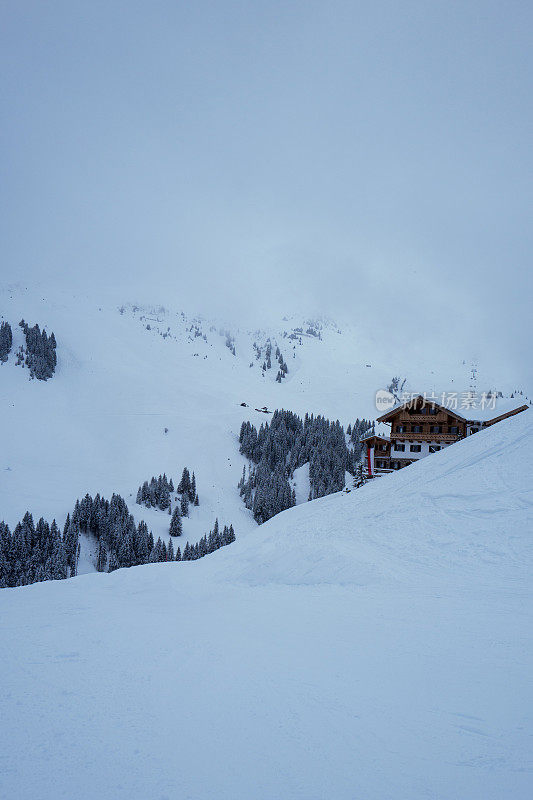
360;424;391;442
376;394;528;424
461;398;529;423
377;395;465;423
360;433;391;443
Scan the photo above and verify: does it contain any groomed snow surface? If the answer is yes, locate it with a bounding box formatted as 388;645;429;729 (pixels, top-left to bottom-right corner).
1;410;532;800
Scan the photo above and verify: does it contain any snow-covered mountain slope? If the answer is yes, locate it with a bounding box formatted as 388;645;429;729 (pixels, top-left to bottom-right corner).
1;411;531;800
1;282;528;558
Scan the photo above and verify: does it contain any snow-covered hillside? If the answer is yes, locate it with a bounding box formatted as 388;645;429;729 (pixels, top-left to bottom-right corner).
1;410;531;800
1;282;528;560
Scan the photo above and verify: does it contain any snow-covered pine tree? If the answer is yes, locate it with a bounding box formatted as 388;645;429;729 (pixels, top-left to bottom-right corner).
108;551;119;572
169;507;182;537
178;467;191;496
96;540;107;572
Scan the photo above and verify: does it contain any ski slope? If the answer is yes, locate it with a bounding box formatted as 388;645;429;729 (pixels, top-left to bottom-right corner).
1;410;531;800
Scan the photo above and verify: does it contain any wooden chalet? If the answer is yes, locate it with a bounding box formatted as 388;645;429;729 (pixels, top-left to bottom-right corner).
362;395;528;476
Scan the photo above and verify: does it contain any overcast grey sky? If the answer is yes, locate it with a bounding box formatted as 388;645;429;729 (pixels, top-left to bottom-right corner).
1;1;532;375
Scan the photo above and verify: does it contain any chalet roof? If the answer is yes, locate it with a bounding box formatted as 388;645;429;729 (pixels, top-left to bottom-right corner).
360;432;390;443
360;423;391;442
376;394;529;425
462;399;528;423
376;395;465;423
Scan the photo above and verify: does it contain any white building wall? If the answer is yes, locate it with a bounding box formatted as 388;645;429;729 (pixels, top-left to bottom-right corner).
390;441;452;461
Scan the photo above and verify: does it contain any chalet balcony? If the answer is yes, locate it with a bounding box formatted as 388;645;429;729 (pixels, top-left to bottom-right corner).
403;413;449;423
391;432;462;443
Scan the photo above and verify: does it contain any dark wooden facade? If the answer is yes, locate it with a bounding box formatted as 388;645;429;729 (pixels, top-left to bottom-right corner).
375;397;466;469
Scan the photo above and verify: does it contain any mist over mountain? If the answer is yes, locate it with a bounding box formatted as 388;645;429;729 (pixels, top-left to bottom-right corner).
2;1;532;382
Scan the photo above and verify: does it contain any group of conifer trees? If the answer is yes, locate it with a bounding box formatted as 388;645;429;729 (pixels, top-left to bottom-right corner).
0;512;79;588
346;419;374;461
72;493;155;573
1;488;236;588
252;339;289;381
274;344;289;382
238;410;374;523
179;520;236;561
238;410;338;523
136;474;174;510
136;468;199;513
224;332;236;355
18;319;57;379
0;319;57;379
0;321;13;362
140;520;235;564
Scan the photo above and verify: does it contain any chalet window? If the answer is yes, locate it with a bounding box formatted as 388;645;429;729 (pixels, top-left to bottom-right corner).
420;407;427;415
428;406;438;415
411;425;422;433
396;425;405;433
429;445;441;453
449;426;458;434
394;443;405;452
380;444;387;451
410;444;422;452
430;425;442;433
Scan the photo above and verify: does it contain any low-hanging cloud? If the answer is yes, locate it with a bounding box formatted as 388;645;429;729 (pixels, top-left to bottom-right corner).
1;0;531;383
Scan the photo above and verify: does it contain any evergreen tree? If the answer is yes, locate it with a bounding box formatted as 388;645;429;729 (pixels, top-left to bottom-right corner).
178;467;191;496
134;520;151;565
169;507;182;537
108;551;119;572
63;520;79;577
96;540;107;572
354;462;366;488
